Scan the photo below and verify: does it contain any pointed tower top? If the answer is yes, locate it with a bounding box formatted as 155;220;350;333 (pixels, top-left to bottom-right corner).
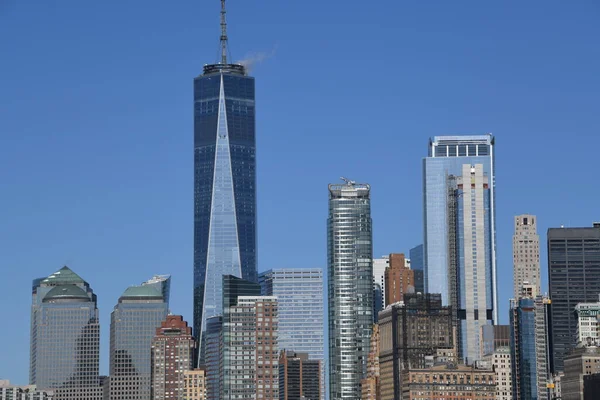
220;0;228;64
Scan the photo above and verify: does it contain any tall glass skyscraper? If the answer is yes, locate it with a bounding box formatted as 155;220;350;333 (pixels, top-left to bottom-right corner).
327;180;373;399
193;1;257;354
259;268;325;399
109;281;169;400
29;266;101;398
423;134;497;316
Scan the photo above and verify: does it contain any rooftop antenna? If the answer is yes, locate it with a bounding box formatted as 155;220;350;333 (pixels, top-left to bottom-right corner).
220;0;228;64
340;177;356;185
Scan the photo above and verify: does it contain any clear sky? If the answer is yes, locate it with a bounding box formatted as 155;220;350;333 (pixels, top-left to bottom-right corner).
1;0;599;383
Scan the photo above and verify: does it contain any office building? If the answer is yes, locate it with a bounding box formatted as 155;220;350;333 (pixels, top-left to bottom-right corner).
361;325;380;400
279;352;321;400
182;369;207;400
29;267;102;398
143;275;172;305
409;245;424;294
193;0;258;358
548;223;600;372
575;300;600;345
151;315;195;400
204;316;222;400
222;295;278;400
422;135;497;319
109;282;168;400
384;253;414;305
401;364;496;400
373;256;389;320
510;296;552;400
562;346;600;400
379;293;454;399
513;215;541;299
0;381;54;400
259;268;325;398
327;179;374;399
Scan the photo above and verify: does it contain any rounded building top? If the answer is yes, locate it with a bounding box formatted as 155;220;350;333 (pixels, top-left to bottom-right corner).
43;285;90;302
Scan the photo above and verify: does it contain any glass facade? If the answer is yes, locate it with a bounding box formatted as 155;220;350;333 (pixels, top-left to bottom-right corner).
258;269;324;399
548;225;600;372
193;64;257;355
511;298;537;400
422;134;497;324
327;181;373;400
109;284;168;400
29;267;100;395
409;244;424;294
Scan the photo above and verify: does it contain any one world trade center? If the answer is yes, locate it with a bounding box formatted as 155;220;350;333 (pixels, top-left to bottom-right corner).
193;0;257;360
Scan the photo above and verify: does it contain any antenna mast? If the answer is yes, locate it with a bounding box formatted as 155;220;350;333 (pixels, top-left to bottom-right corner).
220;0;228;64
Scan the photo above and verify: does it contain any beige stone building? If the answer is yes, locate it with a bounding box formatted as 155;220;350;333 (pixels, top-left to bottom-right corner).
182;369;206;400
513;215;540;298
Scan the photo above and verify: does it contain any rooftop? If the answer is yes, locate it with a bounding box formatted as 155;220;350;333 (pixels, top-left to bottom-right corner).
41;266;86;285
43;285;90;302
120;285;162;299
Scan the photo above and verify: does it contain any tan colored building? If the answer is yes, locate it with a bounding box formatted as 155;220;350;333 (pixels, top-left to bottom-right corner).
384;253;414;306
401;364;496;400
513;215;540;299
562;346;600;400
482;347;512;400
183;369;207;400
361;324;380;400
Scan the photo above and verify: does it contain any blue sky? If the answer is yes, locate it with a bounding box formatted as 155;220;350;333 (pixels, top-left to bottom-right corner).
1;0;599;383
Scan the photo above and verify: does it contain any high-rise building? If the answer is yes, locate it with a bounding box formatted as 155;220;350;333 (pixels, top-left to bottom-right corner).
143;275;172;305
327;179;374;399
378;293;454;399
258;268;325;399
193;0;258;356
204;316;222;400
480;325;510;358
29;266;102;399
361;325;380;400
548;223;600;372
221;295;278;400
575;300;600;345
446;163;495;364
482;346;512;400
279;352;322;400
510;296;552;400
109;282;168;400
583;373;600;400
182;369;207;400
372;256;389;321
384;253;414;305
562;346;600;400
422;135;497;320
513;215;541;298
409;245;424;294
151;315;195;400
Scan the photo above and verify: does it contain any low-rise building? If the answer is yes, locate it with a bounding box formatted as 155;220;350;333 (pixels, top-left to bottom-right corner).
401;364;496;400
562;346;600;400
182;369;207;400
0;381;54;400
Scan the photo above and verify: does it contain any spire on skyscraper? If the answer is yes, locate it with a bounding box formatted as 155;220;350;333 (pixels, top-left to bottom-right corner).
220;0;228;64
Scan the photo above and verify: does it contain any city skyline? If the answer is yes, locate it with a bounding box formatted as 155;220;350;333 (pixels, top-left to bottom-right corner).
2;0;600;385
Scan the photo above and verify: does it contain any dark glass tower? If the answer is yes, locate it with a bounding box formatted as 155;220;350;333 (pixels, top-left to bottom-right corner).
193;0;257;355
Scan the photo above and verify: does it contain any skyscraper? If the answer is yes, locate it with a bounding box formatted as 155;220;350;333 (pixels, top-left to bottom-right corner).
151;315;195;400
29;266;102;399
258;269;324;367
513;215;541;298
448;164;495;364
109;282;169;400
327;179;373;400
193;0;258;355
422;135;497;321
548;223;600;372
510;296;552;400
372;256;388;321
